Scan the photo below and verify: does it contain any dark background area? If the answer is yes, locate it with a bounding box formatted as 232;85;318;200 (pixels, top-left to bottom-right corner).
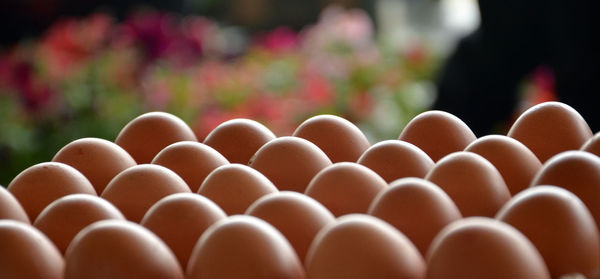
0;0;376;46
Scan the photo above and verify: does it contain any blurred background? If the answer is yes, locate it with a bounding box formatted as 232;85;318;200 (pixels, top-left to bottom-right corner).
2;0;587;185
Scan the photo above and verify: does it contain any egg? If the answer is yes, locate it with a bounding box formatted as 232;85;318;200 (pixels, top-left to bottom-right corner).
186;215;305;279
368;178;462;256
203;118;276;164
305;162;387;217
0;185;30;223
245;191;336;262
398;110;476;162
530;151;600;232
33;194;125;254
496;186;600;279
0;220;64;279
198;164;278;215
507;101;593;162
292;114;371;163
8;162;97;221
465;135;542;195
151;141;229;192
305;214;425;279
101;164;191;222
357;140;434;183
140;193;227;270
115;111;198;164
65;220;184;279
581;132;600;156
426;217;550;279
52;137;137;195
249;136;332;192
425;152;511;217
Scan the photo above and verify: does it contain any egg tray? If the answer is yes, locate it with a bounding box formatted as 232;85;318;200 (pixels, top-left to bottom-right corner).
1;101;599;278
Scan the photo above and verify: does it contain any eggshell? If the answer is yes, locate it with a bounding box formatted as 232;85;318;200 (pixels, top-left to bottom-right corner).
203;118;276;164
186;215;305;279
101;164;191;222
581;132;600;156
496;186;600;279
530;151;600;232
246;191;336;262
115;111;198;164
249;136;332;192
52;137;137;195
507;101;592;162
140;193;227;270
8;162;97;221
425;152;511;217
305;214;425;279
465;135;542;195
368;178;462;256
357;140;434;182
198;164;278;215
292;114;371;163
426;217;550;279
65;220;184;279
305;162;387;217
151;141;229;192
0;186;30;223
33;194;125;254
0;220;64;279
399;110;476;162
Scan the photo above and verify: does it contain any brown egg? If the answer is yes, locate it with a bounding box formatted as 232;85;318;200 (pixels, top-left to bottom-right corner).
152;141;229;192
65;220;184;279
305;162;387;217
426;217;550;279
203;118;276;164
305;214;425;279
368;178;462;256
0;220;64;279
581;132;600;156
8;162;97;221
34;194;125;254
186;215;305;279
140;193;226;270
530;151;600;232
101;164;191;222
52;137;137;195
425;152;511;217
0;186;30;223
465;135;542;195
115;111;198;164
249;136;332;192
198;164;278;215
245;191;336;262
496;186;600;279
357;140;434;182
292;114;371;163
507;101;593;162
399;110;476;162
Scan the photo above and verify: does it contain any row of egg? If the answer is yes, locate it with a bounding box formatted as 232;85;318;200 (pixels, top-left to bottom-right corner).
0;101;599;278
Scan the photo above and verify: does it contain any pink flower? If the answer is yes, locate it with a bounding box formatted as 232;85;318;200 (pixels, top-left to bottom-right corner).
255;27;299;53
8;61;55;112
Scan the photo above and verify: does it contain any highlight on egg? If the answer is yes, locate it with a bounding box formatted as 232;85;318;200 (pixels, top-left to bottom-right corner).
65;219;184;279
34;194;125;254
186;215;306;279
426;217;550;279
368;177;462;256
305;214;426;279
496;186;600;279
